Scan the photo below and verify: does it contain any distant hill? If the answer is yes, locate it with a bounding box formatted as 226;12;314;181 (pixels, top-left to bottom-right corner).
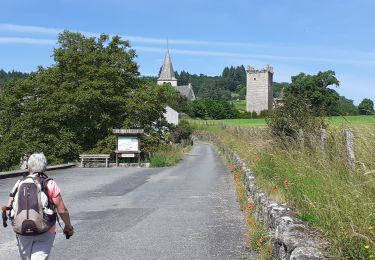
0;69;29;90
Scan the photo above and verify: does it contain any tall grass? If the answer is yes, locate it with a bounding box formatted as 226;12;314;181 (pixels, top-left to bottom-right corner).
149;144;191;167
195;120;375;258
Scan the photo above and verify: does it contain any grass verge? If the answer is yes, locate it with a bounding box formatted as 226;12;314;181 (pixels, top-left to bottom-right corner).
149;144;191;167
195;121;375;259
228;163;272;258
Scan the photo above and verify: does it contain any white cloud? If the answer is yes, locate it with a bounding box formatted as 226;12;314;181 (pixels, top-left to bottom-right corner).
0;37;55;45
1;23;375;67
0;23;273;48
136;46;375;66
0;24;61;35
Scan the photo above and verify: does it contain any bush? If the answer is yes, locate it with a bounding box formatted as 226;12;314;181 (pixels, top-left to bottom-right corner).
266;96;326;140
170;120;193;144
188;100;239;119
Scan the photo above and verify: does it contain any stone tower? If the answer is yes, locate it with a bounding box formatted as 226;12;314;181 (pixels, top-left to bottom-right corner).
246;65;274;114
157;49;177;87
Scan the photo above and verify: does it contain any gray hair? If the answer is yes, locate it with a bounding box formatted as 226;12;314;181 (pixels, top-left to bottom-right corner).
27;153;48;174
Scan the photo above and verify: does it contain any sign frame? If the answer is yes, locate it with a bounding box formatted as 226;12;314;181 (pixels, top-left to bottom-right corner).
113;129;144;166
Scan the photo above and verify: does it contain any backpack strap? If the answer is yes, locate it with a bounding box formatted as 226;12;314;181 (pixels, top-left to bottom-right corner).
36;173;56;209
9;179;22;197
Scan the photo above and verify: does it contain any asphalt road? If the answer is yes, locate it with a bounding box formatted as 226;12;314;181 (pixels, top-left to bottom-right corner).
0;142;255;259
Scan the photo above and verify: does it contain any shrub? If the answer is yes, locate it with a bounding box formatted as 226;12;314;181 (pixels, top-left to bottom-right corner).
170;120;193;144
266;96;326;140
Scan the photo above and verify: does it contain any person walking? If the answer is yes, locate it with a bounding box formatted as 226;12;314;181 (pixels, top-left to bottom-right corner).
3;153;74;260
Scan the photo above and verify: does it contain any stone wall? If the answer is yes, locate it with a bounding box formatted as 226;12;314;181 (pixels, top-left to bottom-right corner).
194;132;329;259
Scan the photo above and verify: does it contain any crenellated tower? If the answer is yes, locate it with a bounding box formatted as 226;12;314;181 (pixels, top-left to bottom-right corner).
246;65;274;114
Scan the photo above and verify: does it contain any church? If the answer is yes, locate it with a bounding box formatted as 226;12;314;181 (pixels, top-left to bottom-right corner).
157;49;196;101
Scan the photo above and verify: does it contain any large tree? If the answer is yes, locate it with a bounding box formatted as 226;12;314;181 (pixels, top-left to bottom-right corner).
358;98;374;115
286;70;340;116
0;31;170;170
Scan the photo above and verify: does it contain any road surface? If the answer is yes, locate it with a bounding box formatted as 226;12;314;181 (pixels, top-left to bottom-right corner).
0;142;254;259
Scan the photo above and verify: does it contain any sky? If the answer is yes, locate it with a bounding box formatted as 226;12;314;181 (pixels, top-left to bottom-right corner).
0;0;374;105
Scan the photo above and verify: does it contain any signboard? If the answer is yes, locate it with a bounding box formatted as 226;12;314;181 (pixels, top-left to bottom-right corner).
118;136;139;152
121;154;135;158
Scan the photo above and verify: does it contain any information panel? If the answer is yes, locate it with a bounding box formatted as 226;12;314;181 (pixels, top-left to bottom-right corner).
118;136;139;152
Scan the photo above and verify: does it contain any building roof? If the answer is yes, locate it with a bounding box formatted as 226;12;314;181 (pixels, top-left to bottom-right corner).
158;49;177;81
176;84;196;101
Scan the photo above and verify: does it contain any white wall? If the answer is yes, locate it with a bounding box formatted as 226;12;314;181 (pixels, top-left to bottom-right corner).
164;106;179;125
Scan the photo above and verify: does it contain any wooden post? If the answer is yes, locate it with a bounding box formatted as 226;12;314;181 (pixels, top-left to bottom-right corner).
320;128;327;154
81;158;84;168
344;129;356;171
297;129;304;149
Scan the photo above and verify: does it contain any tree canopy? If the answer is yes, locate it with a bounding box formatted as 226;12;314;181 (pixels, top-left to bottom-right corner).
358;98;374;115
285;70;340;116
0;31;173;170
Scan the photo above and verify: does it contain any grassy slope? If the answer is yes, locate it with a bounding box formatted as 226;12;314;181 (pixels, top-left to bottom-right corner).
192;117;375;258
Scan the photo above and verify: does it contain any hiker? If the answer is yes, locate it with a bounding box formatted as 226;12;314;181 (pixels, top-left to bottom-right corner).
3;153;74;260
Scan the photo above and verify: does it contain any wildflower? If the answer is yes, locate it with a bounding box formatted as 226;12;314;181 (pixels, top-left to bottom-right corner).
364;244;370;250
369;226;374;231
283;179;289;187
243;232;248;238
246;201;255;210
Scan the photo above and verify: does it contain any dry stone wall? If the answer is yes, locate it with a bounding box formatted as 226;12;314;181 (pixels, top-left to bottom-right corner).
194;132;329;260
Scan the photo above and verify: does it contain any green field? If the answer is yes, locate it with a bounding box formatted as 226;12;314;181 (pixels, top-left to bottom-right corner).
189;115;375;128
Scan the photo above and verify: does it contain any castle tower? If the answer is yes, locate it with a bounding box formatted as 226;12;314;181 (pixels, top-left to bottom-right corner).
157;49;177;87
246;65;274;114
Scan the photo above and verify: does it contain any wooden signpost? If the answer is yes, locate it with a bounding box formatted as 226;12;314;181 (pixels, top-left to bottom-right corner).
113;129;144;167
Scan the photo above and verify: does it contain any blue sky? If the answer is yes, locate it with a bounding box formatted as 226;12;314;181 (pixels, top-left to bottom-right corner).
0;0;374;104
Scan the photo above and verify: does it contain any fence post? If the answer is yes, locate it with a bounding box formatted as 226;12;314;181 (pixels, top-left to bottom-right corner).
320;128;327;154
344;129;356;171
297;129;304;149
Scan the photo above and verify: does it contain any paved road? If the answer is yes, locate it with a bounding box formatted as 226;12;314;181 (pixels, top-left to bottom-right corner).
0;142;254;259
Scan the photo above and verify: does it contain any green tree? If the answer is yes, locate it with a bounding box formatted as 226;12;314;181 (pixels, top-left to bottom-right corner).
188;100;238;119
273;82;289;98
334;96;359;116
286;70;340;116
358;98;374;115
0;69;29;91
0;31;169;171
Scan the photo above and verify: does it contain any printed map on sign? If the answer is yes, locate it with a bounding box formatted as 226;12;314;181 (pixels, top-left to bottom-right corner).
118;136;139;151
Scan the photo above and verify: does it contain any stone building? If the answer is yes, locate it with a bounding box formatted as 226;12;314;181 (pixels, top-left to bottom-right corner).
157;49;196;101
246;65;274;114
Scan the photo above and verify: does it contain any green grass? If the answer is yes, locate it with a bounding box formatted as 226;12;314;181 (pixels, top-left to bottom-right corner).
149;144;191;167
194;120;375;258
189;115;375;129
327;115;375;125
189;118;266;128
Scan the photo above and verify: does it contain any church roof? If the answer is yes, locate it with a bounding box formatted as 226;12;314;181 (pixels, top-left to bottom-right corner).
176;84;196;101
158;49;177;81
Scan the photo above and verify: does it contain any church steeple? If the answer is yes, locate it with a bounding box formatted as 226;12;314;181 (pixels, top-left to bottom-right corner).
157;49;177;86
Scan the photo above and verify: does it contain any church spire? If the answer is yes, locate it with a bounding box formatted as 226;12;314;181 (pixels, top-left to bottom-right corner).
157;48;177;86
